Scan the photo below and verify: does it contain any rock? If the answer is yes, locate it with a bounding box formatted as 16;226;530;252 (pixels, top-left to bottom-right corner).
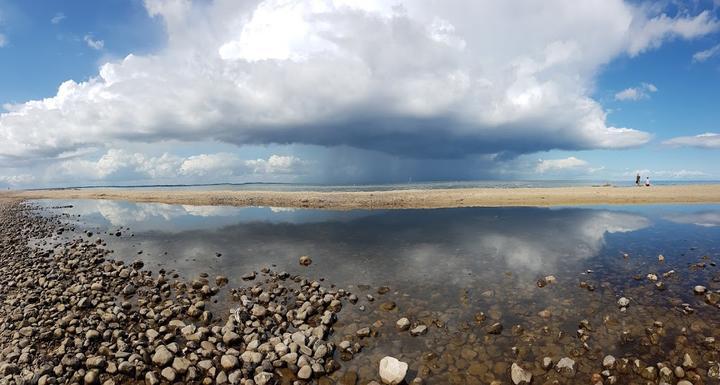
298;365;312;379
254;372;274;385
221;355;239;370
603;355;615;369
694;285;707;294
485;322;503;334
379;356;408;385
677;381;693;385
542;357;553;370
172;357;191;374
683;353;696;369
647;273;658;281
161;367;177;382
299;255;312;266
617;297;630;307
223;331;241;346
706;292;720;305
215;275;228;286
0;362;19;375
251;304;267;318
152;345;174;367
396;317;411;331
86;356;107;369
510;363;532;385
240;351;263;364
145;371;160;385
410;325;428;336
555;357;576;378
356;327;371;338
84;370;100;385
709;363;720;379
122;284;136;295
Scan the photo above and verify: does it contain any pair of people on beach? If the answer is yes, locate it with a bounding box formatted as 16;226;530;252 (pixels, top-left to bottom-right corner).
636;173;650;187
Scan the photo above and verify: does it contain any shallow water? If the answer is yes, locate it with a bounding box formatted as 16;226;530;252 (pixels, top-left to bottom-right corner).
34;200;720;384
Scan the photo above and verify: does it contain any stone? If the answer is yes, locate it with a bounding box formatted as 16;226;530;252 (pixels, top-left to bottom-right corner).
485;322;503;334
410;325;427;336
84;370;100;385
603;355;615;369
221;355;239;370
172;357;191;374
254;372;274;385
122;284;136;295
683;353;696;369
617;297;630;307
555;357;576;378
145;371;160;385
152;345;174;367
379;356;408;385
510;363;532;385
694;285;707;294
161;367;177;382
86;356;107;369
299;255;312;266
542;357;553;370
396;317;411;330
298;365;312;379
223;331;241;346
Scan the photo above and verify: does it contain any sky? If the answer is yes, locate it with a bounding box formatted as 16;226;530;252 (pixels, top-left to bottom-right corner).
0;0;719;187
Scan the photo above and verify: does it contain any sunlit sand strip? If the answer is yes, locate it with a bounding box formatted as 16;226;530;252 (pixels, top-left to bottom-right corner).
3;184;720;210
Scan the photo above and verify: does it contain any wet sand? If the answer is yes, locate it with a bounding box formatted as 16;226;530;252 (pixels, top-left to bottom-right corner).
4;184;720;209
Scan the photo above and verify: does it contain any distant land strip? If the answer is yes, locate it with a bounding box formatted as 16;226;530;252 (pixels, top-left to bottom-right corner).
2;185;720;210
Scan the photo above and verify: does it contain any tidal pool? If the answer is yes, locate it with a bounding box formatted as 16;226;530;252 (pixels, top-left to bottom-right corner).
35;200;720;384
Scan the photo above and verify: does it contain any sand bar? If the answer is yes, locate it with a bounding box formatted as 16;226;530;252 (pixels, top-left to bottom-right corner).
3;184;720;209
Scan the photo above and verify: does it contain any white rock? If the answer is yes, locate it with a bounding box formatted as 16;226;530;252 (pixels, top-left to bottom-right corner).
603;355;616;369
511;363;532;384
694;286;706;294
617;297;630;307
379;356;408;385
556;357;576;378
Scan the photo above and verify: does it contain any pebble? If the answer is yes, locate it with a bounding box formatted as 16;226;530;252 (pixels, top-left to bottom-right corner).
379;356;408;385
396;317;411;330
410;325;428;336
555;357;576;378
299;255;312;266
510;363;532;385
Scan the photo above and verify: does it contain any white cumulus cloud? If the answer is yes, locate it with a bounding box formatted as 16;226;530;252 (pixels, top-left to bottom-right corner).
614;82;658;101
0;0;717;181
663;132;720;149
51;13;66;24
693;43;720;62
83;35;104;50
536;156;589;173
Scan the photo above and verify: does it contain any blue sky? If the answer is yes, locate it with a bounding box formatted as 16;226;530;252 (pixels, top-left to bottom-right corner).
0;0;719;187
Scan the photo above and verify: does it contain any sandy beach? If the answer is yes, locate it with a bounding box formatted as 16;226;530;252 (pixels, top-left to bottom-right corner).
3;184;720;209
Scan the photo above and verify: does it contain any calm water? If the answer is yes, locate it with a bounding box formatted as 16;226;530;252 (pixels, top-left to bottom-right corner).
32;179;720;192
33;200;720;384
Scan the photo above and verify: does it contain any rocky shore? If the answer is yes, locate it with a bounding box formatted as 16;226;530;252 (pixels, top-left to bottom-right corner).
3;198;720;385
0;200;399;385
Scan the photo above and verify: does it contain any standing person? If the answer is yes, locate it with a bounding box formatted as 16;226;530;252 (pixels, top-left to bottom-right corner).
645;176;651;187
635;173;641;186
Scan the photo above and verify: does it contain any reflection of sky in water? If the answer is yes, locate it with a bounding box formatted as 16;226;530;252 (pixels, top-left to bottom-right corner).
33;200;720;292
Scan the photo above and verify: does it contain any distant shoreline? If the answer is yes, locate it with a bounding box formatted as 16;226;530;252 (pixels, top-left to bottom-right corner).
3;184;720;209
